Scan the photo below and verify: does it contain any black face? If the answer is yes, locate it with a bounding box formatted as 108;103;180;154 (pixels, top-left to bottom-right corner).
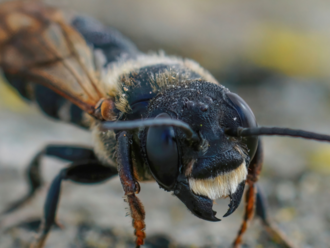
141;80;258;221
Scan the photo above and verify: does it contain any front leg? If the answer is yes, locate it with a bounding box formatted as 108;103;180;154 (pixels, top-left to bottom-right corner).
233;140;295;248
117;131;145;248
233;139;263;247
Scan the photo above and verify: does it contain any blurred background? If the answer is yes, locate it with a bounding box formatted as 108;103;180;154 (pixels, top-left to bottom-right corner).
1;0;330;247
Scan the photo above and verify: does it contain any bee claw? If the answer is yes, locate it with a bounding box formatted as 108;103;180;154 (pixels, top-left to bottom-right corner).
223;181;245;218
174;180;220;222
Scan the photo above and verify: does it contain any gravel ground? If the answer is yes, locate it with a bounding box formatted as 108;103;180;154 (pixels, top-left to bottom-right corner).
1;73;330;248
1;1;330;248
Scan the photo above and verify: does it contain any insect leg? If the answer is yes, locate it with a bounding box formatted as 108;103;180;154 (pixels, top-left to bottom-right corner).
117;131;145;248
255;185;296;248
233;182;256;248
1;145;96;215
31;159;117;248
233;139;263;247
233;140;296;248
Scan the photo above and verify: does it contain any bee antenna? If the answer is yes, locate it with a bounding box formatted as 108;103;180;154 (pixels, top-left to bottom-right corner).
100;119;200;143
225;126;330;143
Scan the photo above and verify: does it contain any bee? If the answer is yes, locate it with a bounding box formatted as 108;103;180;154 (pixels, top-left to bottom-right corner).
1;1;330;248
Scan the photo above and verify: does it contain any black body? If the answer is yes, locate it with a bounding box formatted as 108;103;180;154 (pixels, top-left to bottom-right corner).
2;14;267;248
4;15;257;219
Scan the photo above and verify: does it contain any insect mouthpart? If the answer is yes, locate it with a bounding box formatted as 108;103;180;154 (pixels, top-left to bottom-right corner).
188;160;247;200
188;160;247;217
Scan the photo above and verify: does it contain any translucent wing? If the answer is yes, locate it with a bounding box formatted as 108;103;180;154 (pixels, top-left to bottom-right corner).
0;0;106;115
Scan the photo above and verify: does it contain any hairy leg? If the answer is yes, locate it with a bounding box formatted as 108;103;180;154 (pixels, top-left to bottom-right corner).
117;131;145;248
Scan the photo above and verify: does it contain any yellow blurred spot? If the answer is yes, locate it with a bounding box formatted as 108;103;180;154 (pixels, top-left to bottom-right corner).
275;207;296;222
247;24;330;78
308;146;330;174
0;76;28;112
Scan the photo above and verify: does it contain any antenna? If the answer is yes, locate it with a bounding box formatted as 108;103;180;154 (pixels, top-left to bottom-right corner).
100;119;200;143
225;127;330;143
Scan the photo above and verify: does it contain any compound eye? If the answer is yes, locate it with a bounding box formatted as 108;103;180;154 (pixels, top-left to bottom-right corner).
146;113;179;190
227;92;258;160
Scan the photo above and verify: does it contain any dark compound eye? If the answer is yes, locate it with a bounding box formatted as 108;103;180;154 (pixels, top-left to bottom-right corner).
227;92;258;160
146;113;179;190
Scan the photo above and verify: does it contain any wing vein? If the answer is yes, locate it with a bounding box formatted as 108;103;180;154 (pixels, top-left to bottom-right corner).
35;30;97;103
60;23;104;98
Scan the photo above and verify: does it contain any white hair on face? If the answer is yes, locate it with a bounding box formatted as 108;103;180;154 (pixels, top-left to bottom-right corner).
188;160;247;200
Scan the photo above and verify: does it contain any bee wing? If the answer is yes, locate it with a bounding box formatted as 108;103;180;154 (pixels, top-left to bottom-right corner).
0;1;106;115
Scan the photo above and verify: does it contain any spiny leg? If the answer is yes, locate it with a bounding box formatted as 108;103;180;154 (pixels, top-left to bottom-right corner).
30;160;117;248
117;131;145;248
1;145;96;215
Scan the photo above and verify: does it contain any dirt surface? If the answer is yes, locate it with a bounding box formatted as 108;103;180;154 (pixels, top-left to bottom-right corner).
1;1;330;248
2;67;330;248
